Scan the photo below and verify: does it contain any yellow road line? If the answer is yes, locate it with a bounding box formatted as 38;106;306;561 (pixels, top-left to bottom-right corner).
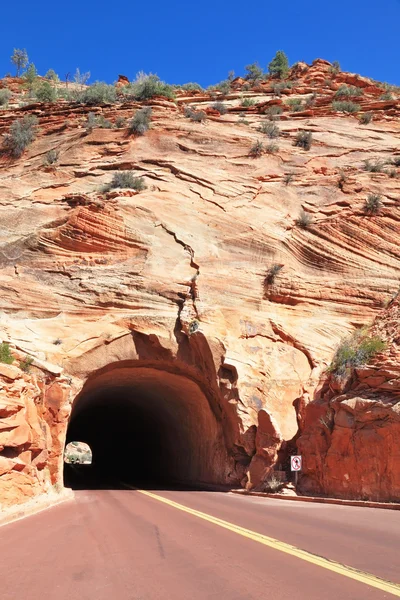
137;489;400;597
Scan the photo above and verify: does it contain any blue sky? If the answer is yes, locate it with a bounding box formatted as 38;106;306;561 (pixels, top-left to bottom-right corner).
1;0;399;86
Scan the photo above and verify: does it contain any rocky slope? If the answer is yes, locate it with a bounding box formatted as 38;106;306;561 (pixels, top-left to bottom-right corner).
0;58;399;507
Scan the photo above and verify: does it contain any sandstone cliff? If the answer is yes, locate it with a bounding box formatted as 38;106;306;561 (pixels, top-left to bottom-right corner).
0;58;399;507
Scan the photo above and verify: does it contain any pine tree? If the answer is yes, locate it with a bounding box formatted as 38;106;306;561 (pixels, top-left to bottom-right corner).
268;51;289;79
11;48;29;77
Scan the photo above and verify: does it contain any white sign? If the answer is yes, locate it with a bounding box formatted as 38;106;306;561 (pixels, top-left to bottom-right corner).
291;455;302;472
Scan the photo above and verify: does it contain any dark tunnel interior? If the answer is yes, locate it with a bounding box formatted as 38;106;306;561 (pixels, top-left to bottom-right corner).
64;365;229;490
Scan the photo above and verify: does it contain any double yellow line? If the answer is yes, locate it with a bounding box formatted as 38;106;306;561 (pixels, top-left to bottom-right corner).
138;489;400;597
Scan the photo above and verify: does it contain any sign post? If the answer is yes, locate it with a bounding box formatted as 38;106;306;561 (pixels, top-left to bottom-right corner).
290;455;302;487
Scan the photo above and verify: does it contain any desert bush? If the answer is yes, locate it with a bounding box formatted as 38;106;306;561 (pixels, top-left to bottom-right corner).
332;100;360;113
0;89;11;106
262;473;285;493
115;116;127;128
35;81;57;103
45;69;59;82
380;91;393;101
11;48;28;76
305;92;317;108
128;107;152;134
335;85;363;98
103;171;147;192
364;193;382;214
23;63;38;86
264;105;283;119
265;142;279;153
122;73;174;101
258;121;279;138
329;329;385;376
265;264;283;285
283;172;295;185
286;97;303;112
43;149;60;165
184;107;206;122
268;50;289;79
363;159;385;172
241;97;255;107
296;210;313;228
387;168;397;178
359;111;373;125
210;79;231;95
237;118;250;125
80;82;117;105
245;63;264;81
392;156;400;167
212;101;227;114
2;114;38;157
295;130;313;150
19;355;33;373
329;60;341;74
0;342;14;364
249;140;264;157
338;169;348;190
180;82;204;92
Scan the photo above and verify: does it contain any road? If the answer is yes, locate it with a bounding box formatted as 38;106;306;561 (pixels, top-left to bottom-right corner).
1;488;400;599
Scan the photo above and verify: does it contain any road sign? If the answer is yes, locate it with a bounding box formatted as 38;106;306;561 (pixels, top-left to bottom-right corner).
291;455;302;472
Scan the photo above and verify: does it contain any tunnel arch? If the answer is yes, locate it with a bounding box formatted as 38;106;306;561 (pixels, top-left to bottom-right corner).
64;360;233;489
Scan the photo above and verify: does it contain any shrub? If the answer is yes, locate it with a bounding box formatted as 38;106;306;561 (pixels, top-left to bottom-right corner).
115;116;127;128
128;107;152;134
296;210;313;228
103;171;147;192
364;193;382;214
237;118;250;125
23;63;38;86
283;172;295;185
332;100;360;113
258;121;279;138
35;81;57;103
249;140;264;157
286;97;303;112
380;91;393;101
335;85;363;98
305;92;317;108
392;156;400;167
43;149;60;165
265;142;279;153
262;473;285;493
80;82;117;105
295;130;313;150
268;50;289;79
209;80;231;96
45;69;59;82
11;48;28;76
329;329;385;376
53;338;62;345
363;159;385;173
271;81;289;97
184;107;206;122
0;342;14;364
329;60;341;74
212;102;227;114
241;97;255;107
19;355;33;373
245;63;264;81
2;114;39;157
180;82;204;92
265;105;283;119
0;89;11;106
387;168;397;178
265;264;283;285
74;68;91;86
338;169;348;190
123;73;175;101
360;111;373;125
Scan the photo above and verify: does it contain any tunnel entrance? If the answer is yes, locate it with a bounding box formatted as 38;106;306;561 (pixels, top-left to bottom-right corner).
64;362;230;490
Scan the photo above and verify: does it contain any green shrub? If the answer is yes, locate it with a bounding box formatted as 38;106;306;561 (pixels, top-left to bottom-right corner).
364;193;382;214
296;210;313;228
35;81;57;103
359;111;373;125
392;156;400;167
2;114;39;157
335;85;363;98
283;172;295;185
338;169;348;190
123;73;174;101
19;355;33;373
80;82;117;105
380;91;393;101
0;342;14;364
329;329;385;376
387;168;397;179
115;116;127;128
249;140;264;157
85;113;112;132
286;97;303;111
329;61;341;74
332;100;360;113
241;97;255;107
265;142;279;153
45;69;59;82
271;81;291;97
265;264;283;285
0;89;11;106
11;48;28;77
363;159;385;173
23;63;38;86
209;80;231;96
295;130;313;150
184;107;206;122
103;171;147;192
258;121;279;138
212;102;227;114
180;82;204;92
43;149;59;165
237;118;250;125
268;50;289;79
128;107;152;134
265;105;283;119
245;63;264;81
305;93;317;108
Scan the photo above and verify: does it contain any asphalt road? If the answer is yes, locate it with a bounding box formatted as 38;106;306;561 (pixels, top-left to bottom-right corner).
1;488;399;600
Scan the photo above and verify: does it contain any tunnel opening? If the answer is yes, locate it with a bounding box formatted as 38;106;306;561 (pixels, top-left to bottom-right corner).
64;363;230;490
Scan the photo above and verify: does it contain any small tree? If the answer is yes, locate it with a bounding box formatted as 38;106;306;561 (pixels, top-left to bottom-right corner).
245;63;264;82
268;50;289;79
23;63;38;86
129;107;152;134
0;89;11;106
0;342;14;365
74;68;91;87
45;69;60;82
11;48;28;76
2;114;38;157
35;81;57;102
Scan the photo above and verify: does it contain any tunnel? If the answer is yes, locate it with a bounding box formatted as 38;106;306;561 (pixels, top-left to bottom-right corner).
64;362;230;490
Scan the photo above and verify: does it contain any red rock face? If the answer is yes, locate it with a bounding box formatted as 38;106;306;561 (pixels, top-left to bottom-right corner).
0;59;400;507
